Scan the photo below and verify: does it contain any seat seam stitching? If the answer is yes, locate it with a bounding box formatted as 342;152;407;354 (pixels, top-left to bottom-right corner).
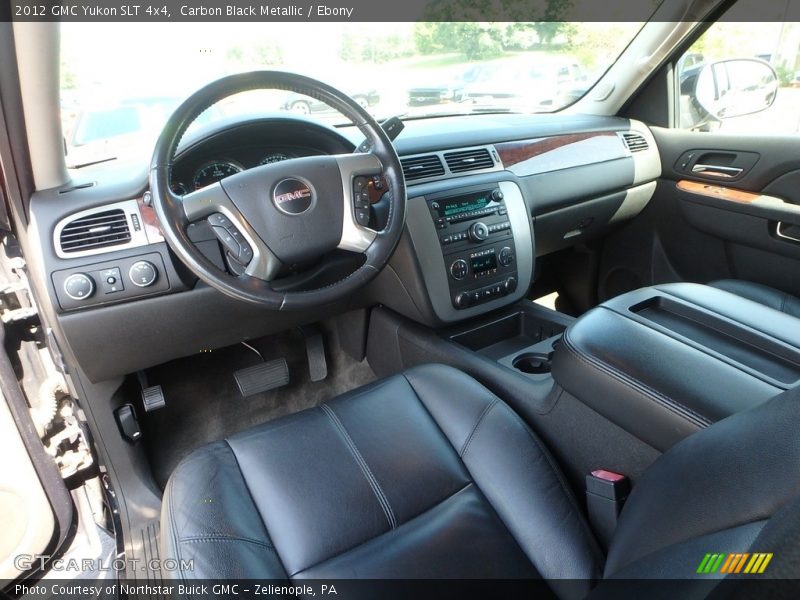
320;404;397;529
179;535;277;549
460;399;499;458
222;439;291;578
563;330;711;428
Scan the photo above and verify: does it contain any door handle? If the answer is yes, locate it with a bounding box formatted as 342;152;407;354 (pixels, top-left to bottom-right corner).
776;222;800;243
691;164;744;178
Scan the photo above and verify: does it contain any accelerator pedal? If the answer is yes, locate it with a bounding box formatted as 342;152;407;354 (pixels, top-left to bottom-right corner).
299;325;328;382
234;358;290;397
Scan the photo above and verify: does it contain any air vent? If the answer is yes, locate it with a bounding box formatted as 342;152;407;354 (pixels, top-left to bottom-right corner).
444;148;495;173
401;154;445;181
59;209;131;254
622;132;649;153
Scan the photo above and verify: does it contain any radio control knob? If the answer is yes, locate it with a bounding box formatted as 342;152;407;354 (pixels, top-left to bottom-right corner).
503;276;518;294
491;188;504;201
63;273;95;300
499;246;514;266
450;259;468;281
454;292;472;309
469;222;489;242
129;260;158;287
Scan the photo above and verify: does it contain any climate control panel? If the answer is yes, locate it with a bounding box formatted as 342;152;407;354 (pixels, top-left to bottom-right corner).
52;252;169;311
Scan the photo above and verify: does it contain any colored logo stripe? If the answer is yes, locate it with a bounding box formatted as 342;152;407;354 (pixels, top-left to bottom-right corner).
697;553;773;574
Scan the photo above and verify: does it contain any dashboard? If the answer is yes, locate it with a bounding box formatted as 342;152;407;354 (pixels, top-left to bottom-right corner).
27;111;661;382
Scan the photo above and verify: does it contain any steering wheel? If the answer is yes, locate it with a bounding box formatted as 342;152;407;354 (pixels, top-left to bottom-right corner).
149;71;406;309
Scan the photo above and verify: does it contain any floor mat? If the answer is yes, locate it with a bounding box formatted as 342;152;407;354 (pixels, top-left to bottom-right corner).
143;326;375;488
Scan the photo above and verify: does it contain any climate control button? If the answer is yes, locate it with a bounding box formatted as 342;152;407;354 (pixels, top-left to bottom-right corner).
499;246;514;266
450;259;468;280
129;261;158;288
63;273;95;300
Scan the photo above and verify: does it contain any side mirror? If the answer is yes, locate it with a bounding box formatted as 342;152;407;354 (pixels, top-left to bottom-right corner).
694;58;778;121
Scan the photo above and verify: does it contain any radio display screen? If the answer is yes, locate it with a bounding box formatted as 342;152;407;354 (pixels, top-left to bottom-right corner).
470;252;497;274
439;191;494;218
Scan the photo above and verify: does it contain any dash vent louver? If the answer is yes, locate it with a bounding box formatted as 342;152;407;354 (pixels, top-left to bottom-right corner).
622;132;649;153
59;208;131;253
443;148;495;173
401;154;446;181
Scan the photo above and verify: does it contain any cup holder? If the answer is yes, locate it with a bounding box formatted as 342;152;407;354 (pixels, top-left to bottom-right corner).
512;352;553;374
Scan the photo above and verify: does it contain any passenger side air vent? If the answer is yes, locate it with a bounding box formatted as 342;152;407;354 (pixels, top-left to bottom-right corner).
622;132;649;153
443;148;495;173
401;154;445;181
59;208;131;254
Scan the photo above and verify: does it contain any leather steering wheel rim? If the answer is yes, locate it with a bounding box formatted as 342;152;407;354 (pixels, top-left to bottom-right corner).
149;70;406;310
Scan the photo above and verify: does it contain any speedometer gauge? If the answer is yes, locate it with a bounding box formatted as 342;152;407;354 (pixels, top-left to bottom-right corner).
193;161;243;190
259;152;292;165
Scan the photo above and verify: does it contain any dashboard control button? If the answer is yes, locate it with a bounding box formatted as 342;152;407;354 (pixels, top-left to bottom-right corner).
63;273;95;300
450;259;468;280
469;222;489;242
503;276;518;294
99;267;124;294
499;246;514;266
129;261;158;288
491;188;504;202
454;292;472;309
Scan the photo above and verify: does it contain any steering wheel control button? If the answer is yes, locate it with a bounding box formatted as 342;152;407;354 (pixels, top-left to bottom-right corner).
273;178;315;215
63;273;95;300
469;221;490;242
355;209;370;227
208;213;233;228
499;246;515;266
450;259;468;280
212;225;241;256
129;261;158;288
99;268;124;294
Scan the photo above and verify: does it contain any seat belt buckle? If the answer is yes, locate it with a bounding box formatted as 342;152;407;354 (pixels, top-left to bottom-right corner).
586;469;631;549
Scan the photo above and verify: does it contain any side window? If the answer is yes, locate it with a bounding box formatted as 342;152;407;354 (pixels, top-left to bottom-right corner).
676;20;799;133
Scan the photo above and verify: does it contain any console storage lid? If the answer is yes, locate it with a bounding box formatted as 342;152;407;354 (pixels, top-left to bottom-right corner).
551;283;800;451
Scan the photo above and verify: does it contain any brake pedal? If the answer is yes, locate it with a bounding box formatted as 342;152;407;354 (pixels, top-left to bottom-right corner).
234;358;289;397
137;370;166;412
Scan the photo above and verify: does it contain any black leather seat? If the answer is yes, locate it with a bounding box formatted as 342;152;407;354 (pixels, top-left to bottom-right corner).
162;364;800;594
710;279;800;319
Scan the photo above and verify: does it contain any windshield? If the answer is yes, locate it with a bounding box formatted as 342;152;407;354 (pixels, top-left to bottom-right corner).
61;22;645;167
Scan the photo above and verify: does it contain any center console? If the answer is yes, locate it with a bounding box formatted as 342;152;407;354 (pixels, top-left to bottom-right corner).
403;179;534;324
551;283;800;451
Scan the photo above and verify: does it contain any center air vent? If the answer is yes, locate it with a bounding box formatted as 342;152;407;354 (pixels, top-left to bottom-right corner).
444;148;495;173
59;208;131;254
622;132;649;153
401;154;445;181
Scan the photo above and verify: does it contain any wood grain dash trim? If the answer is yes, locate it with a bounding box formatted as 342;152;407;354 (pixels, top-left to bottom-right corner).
495;131;620;168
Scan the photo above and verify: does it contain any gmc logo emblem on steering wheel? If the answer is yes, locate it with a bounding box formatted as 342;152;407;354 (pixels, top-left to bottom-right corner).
273;178;315;215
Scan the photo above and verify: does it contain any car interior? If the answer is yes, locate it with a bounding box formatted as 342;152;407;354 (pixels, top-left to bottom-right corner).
2;1;800;597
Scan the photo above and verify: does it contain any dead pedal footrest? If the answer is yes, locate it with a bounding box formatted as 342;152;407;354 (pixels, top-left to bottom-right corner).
234;358;290;397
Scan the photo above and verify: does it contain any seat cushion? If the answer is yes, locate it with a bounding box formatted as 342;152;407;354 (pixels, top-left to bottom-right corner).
161;364;602;589
710;279;800;319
